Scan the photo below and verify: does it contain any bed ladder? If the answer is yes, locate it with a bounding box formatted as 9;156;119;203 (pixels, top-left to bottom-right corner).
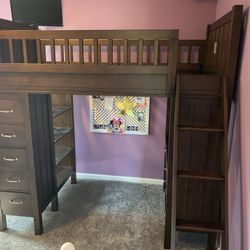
165;75;229;250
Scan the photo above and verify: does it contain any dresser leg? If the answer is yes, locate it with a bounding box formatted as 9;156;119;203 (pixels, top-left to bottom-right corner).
51;195;59;211
0;209;6;231
207;233;217;250
34;213;43;235
71;172;77;184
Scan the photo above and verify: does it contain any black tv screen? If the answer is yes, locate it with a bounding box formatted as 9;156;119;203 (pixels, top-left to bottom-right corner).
10;0;63;26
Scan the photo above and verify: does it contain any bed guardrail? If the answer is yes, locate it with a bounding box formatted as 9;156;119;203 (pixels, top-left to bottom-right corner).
0;30;178;66
178;40;205;72
0;29;180;95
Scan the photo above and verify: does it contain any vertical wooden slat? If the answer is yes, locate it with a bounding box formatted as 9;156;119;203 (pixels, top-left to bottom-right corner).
88;45;92;63
50;39;55;64
79;39;83;64
117;45;121;65
64;39;69;64
154;40;159;65
123;39;128;65
70;45;74;63
187;45;192;64
22;39;28;63
93;39;98;64
60;45;64;63
167;37;179;95
108;39;113;65
198;43;205;66
147;46;151;64
97;43;101;63
8;39;14;63
138;39;143;65
36;40;42;63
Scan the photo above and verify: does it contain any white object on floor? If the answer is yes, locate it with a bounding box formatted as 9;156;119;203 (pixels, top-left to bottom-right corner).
60;242;76;250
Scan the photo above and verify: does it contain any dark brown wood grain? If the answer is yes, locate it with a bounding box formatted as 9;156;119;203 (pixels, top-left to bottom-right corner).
204;5;243;98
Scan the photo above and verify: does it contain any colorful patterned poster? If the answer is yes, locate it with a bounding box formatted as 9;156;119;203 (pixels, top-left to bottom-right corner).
89;96;150;135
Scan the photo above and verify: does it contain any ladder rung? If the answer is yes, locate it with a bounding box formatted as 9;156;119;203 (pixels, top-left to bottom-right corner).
177;170;224;181
176;220;224;233
178;126;224;132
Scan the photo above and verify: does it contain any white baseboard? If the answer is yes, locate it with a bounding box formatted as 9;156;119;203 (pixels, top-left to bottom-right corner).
76;173;163;185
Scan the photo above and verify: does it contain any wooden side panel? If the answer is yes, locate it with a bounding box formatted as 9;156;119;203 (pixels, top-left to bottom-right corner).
0;72;167;96
28;94;57;210
204;5;243;98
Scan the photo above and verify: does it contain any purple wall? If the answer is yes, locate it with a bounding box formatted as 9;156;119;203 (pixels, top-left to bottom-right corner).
60;0;217;39
216;1;250;250
74;96;166;179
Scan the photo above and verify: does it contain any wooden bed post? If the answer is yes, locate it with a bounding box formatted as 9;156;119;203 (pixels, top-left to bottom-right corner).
164;96;176;250
164;30;178;250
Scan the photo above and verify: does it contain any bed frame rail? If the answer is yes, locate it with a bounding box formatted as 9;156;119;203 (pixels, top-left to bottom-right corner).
0;29;178;96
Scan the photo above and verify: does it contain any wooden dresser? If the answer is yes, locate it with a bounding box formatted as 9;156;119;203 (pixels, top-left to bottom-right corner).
0;93;76;234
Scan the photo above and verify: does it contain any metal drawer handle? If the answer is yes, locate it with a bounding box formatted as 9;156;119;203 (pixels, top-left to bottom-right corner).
1;133;16;138
7;178;22;183
9;199;23;205
0;109;14;114
3;157;18;162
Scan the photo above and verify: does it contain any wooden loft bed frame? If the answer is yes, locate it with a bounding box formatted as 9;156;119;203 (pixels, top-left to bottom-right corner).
0;29;179;96
0;5;243;250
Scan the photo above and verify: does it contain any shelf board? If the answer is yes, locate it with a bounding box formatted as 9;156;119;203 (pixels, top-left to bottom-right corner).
56;165;73;191
177;170;224;181
54;127;73;143
176;219;224;233
52;106;71;119
55;146;73;166
178;125;224;133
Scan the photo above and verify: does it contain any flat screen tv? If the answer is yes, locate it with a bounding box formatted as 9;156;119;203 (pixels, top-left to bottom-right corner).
10;0;63;26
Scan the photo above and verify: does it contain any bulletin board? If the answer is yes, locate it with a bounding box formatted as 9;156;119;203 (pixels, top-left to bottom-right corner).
89;96;150;135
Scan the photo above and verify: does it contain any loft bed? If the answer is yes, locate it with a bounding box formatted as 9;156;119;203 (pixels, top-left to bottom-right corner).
0;5;243;250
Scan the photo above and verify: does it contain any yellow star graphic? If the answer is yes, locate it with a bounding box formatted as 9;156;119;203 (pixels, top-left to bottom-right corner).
116;97;137;116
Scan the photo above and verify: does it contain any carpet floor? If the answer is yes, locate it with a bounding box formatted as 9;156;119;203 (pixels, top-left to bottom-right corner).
0;179;207;250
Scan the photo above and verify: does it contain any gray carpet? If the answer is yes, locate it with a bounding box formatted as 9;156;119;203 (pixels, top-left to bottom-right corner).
0;179;207;250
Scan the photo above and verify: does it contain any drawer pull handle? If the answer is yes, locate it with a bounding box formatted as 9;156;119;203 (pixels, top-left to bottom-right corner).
7;178;22;183
0;109;14;114
1;133;16;138
9;199;23;205
3;157;18;162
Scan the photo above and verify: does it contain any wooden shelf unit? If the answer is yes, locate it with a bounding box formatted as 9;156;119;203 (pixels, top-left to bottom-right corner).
51;94;76;192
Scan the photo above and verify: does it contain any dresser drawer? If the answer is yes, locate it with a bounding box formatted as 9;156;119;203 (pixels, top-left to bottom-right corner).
0;171;29;191
0;96;25;124
0;125;26;148
0;149;28;171
0;192;32;216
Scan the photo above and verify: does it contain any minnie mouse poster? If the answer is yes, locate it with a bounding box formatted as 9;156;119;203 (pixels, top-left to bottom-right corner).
109;117;125;134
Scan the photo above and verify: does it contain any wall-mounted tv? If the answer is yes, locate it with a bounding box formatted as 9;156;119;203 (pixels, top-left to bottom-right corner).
10;0;63;26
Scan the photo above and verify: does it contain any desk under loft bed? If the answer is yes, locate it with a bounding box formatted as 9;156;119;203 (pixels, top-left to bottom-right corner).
0;5;243;250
